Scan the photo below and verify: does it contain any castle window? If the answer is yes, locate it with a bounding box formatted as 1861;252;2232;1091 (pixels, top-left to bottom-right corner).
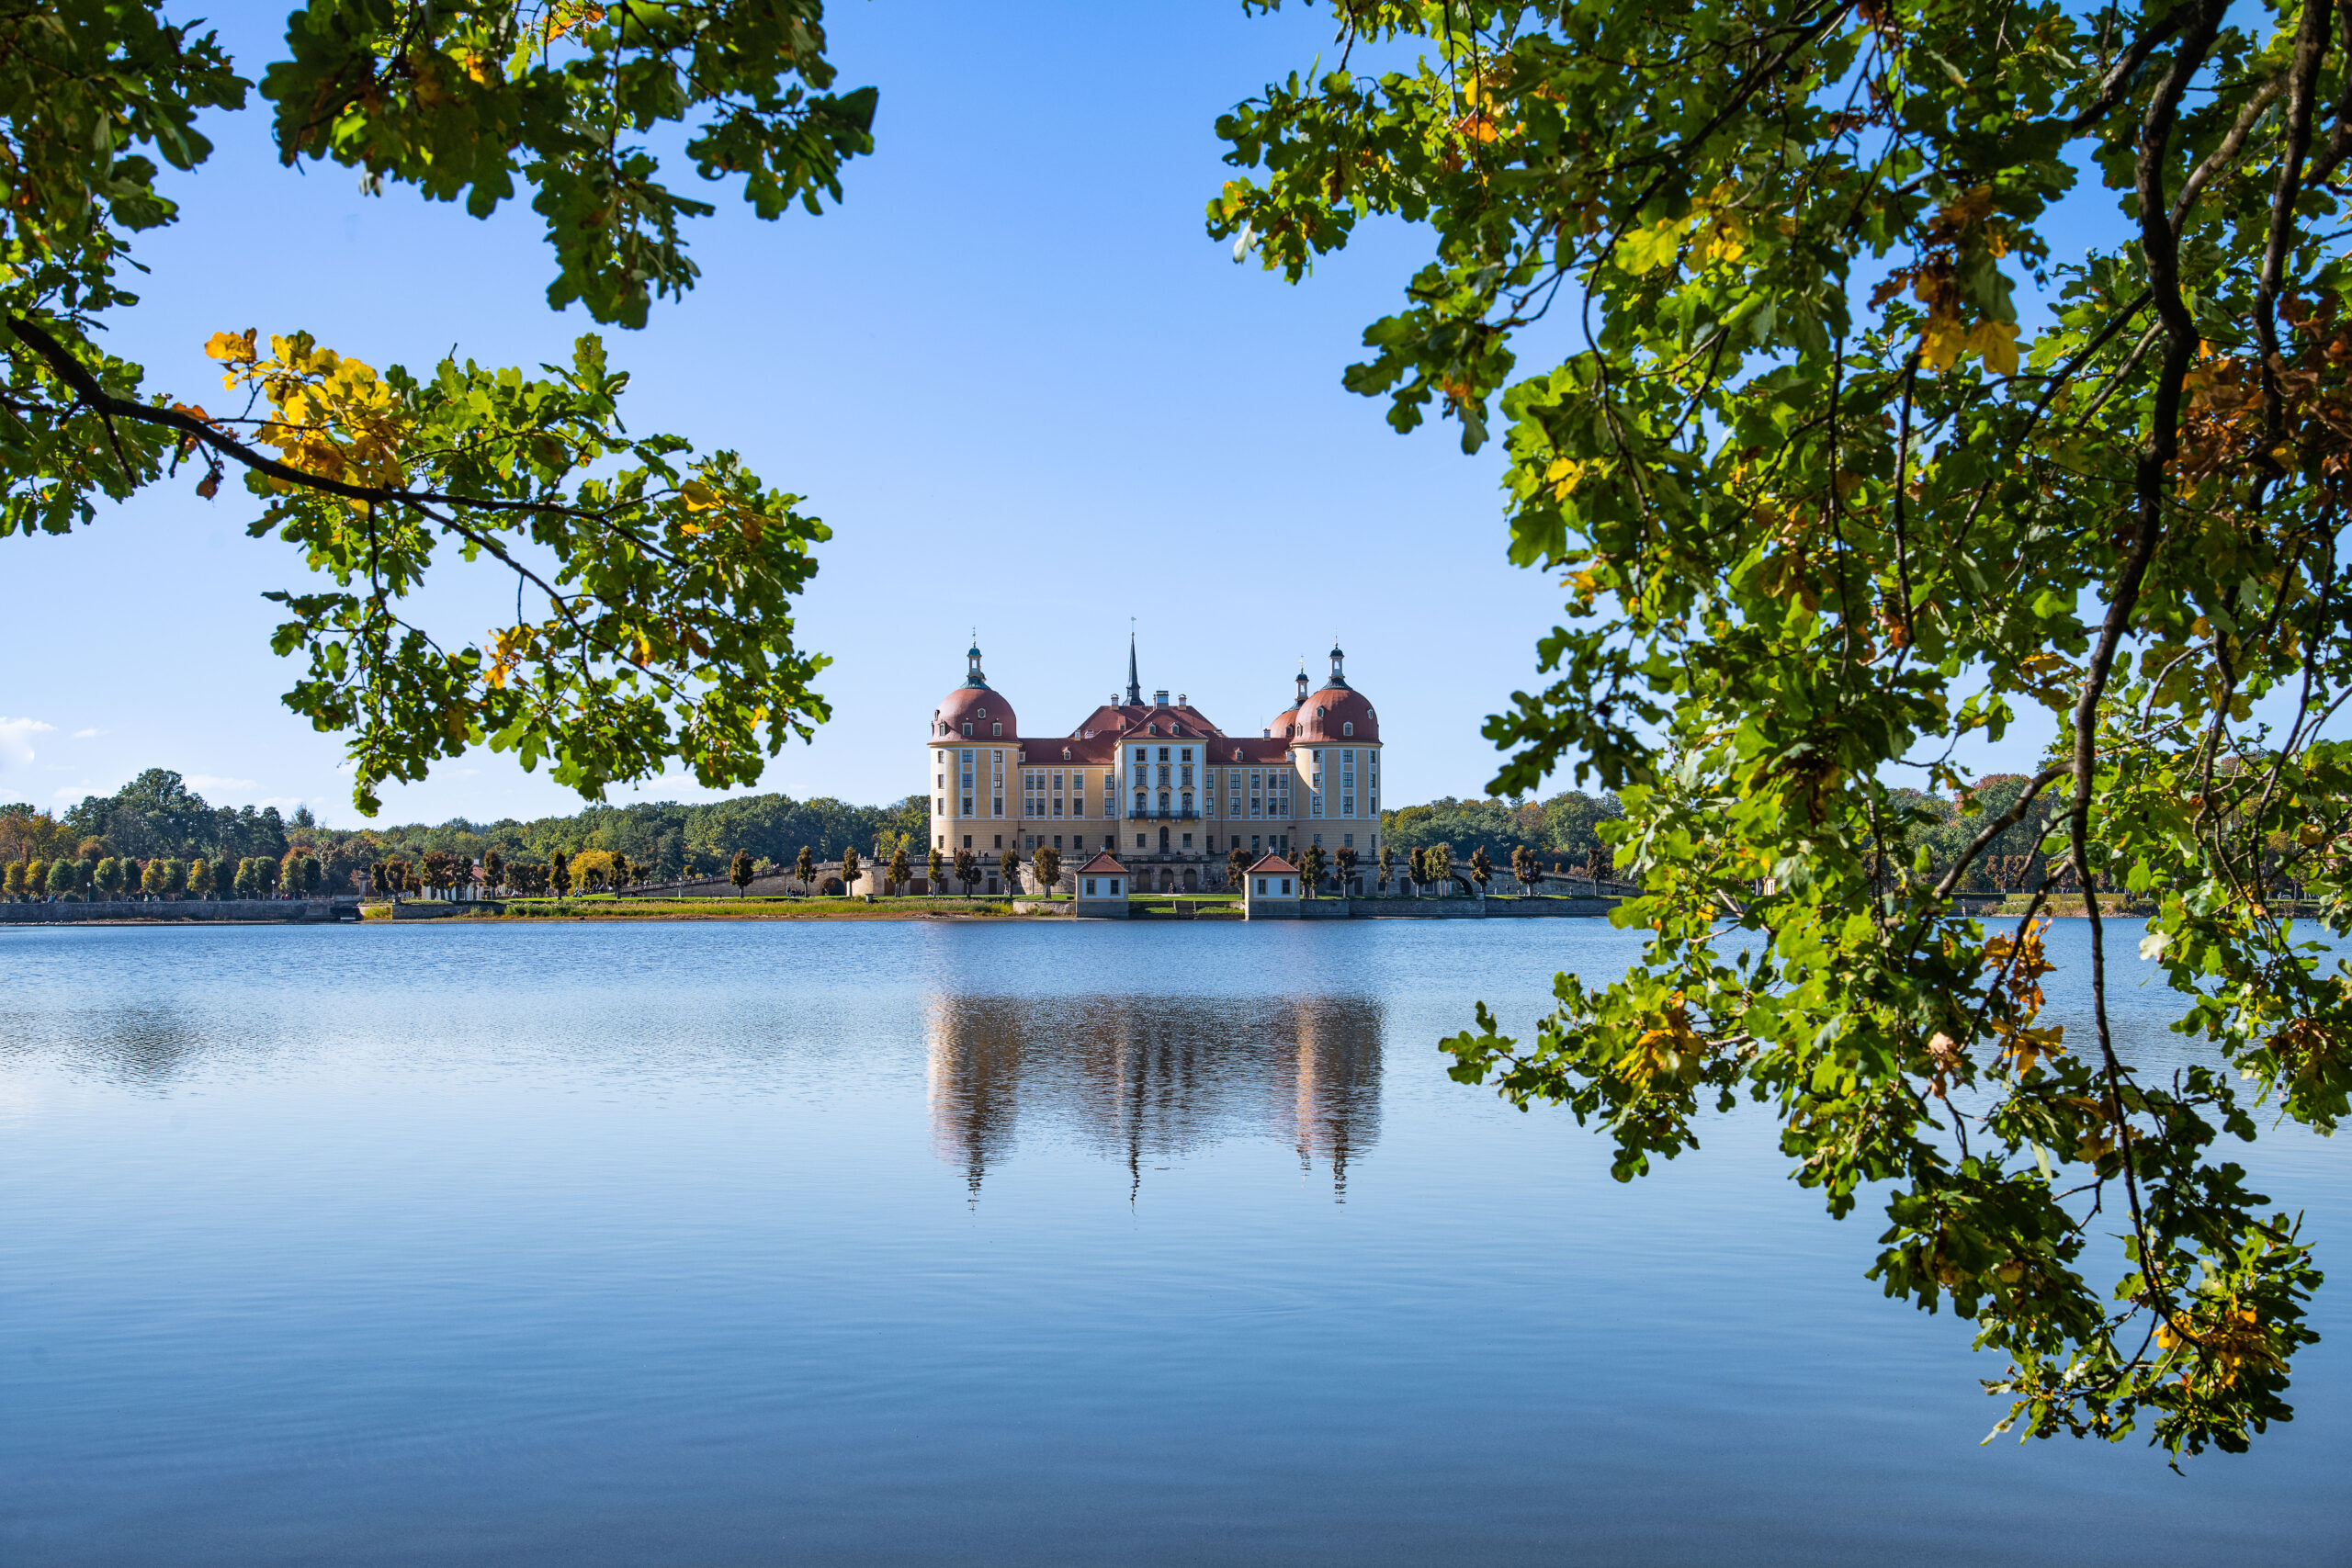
991;723;1001;736
962;722;973;736
1062;748;1072;761
977;706;987;717
1343;721;1353;736
1159;747;1170;762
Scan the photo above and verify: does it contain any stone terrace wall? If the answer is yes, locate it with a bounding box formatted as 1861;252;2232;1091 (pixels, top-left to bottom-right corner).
0;899;356;923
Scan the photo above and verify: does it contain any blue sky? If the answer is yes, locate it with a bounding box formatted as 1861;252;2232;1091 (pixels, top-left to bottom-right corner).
5;2;2075;825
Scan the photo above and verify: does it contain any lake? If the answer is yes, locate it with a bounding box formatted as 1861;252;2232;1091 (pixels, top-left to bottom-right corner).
2;919;2346;1564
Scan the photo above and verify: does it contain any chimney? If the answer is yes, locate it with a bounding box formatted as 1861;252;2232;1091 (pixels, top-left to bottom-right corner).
1154;689;1170;705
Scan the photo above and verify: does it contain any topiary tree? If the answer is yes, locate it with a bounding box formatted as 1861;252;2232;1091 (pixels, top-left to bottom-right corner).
46;858;74;898
1227;844;1251;892
1298;842;1326;897
999;847;1020;895
483;849;505;897
1379;842;1395;893
954;847;979;897
729;849;754;896
840;846;861;897
1408;845;1428;896
795;844;816;896
1429;843;1453;897
1336;845;1359;894
3;861;24;899
1034;843;1060;897
165;859;189;898
146;857;172;898
298;855;322;897
187;859;213;899
549;851;572;899
1469;847;1494;897
888;842;911;896
25;858;48;899
95;856;123;899
926;845;945;896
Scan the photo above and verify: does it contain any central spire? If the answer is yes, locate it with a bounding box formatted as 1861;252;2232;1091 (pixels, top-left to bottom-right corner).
1125;626;1142;706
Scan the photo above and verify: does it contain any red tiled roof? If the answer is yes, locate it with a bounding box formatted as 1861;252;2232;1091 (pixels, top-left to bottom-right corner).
1295;684;1378;743
1250;852;1300;875
1046;735;1120;765
1077;852;1128;875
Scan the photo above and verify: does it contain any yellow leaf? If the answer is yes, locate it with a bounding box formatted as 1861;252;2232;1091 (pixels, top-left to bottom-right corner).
1921;311;1968;371
1616;218;1685;275
1967;320;2019;376
205;328;257;362
680;479;720;511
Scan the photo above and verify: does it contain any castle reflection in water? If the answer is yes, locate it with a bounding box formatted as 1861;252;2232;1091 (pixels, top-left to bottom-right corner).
924;994;1383;1201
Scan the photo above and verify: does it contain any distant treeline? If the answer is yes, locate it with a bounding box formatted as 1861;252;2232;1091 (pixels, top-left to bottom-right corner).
1379;792;1625;873
2;770;929;897
3;769;2083;903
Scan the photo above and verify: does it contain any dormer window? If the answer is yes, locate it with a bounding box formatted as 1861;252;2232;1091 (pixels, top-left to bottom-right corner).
1062;748;1072;761
1317;705;1327;718
963;722;974;736
991;722;1002;737
977;706;988;717
1342;721;1353;736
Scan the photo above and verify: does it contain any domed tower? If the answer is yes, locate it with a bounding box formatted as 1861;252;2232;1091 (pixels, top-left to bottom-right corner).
1269;665;1309;739
1290;640;1383;869
928;639;1018;855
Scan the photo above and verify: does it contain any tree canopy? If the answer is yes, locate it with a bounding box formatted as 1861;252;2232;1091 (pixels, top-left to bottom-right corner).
1218;0;2352;1457
0;1;874;811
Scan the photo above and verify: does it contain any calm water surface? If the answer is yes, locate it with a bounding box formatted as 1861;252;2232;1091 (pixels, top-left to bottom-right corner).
2;919;2347;1565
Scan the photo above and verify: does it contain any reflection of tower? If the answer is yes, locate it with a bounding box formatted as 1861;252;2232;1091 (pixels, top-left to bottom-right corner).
924;997;1027;1202
1283;998;1383;1201
923;993;1385;1201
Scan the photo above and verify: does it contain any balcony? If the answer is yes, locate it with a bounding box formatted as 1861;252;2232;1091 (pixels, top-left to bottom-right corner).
1126;807;1202;821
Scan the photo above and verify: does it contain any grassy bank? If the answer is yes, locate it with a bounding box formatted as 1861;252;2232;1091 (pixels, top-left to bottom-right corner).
364;895;1049;921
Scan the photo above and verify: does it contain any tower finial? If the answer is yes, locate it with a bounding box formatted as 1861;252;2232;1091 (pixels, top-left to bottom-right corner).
1125;620;1142;706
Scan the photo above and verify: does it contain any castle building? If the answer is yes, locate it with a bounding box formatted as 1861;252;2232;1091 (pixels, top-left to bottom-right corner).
927;637;1385;893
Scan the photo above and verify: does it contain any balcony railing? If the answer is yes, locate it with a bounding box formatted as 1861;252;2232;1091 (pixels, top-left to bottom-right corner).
1127;807;1202;820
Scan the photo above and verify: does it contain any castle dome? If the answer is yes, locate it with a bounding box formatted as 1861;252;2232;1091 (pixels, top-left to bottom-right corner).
1295;684;1377;743
933;641;1017;739
1290;643;1376;742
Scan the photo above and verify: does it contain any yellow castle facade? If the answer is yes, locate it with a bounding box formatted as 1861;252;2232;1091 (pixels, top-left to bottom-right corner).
926;637;1385;893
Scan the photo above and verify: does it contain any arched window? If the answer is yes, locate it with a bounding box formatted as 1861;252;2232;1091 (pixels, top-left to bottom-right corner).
962;722;973;736
1317;705;1327;718
1343;721;1353;737
991;722;1001;737
1062;748;1072;761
